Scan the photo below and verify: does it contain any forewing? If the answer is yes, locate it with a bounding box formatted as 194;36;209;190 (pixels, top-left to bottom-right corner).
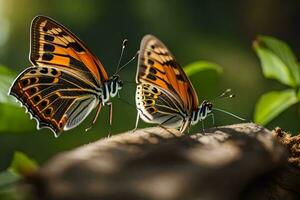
30;15;108;87
137;35;199;113
9;66;99;137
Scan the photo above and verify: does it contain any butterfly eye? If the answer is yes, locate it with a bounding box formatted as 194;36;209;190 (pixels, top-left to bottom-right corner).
112;74;120;80
118;80;123;88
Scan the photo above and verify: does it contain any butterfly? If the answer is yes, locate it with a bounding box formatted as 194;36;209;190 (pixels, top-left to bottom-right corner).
9;16;123;137
135;34;215;133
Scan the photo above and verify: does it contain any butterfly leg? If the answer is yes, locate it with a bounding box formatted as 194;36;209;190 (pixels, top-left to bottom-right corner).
207;113;218;130
207;113;215;127
201;120;205;133
132;111;140;133
211;113;217;129
85;103;102;132
107;102;113;137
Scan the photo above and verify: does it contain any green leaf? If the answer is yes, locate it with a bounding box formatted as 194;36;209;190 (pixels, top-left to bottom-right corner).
254;89;298;125
0;65;17;105
0;152;35;200
254;36;300;87
253;41;295;87
184;61;223;77
9;152;39;177
0;103;36;133
0;152;36;195
0;65;36;133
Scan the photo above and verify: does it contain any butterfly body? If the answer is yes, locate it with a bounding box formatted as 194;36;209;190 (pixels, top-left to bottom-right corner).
135;35;213;133
101;75;123;104
9;16;122;137
191;100;213;125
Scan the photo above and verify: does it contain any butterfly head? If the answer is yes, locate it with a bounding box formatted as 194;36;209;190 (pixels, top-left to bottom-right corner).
112;74;123;88
206;101;213;112
202;100;213;115
107;75;123;98
191;100;213;125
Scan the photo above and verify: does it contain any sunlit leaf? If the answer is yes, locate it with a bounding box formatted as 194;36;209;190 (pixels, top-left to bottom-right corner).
184;61;222;77
253;42;295;87
0;65;16;105
254;36;300;87
9;151;39;177
259;36;300;86
254;89;298;125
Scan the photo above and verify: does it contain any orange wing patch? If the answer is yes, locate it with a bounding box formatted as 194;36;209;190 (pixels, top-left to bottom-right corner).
30;16;108;86
137;35;199;113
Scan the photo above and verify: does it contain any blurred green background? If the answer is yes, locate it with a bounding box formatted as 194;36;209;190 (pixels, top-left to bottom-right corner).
0;0;299;170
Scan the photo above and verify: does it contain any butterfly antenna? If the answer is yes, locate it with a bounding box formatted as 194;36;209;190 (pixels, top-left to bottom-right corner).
115;51;139;75
212;107;246;121
211;88;235;102
115;39;128;74
219;88;232;98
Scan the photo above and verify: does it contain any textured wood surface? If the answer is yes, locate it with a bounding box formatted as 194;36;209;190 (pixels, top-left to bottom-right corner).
27;123;300;200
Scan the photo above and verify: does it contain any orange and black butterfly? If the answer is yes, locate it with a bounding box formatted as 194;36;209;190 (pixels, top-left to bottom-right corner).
9;16;123;137
135;35;215;132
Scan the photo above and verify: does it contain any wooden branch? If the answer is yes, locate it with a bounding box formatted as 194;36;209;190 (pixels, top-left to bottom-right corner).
26;123;300;200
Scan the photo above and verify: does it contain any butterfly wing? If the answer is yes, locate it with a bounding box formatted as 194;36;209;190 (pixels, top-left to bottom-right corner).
30;15;108;86
9;66;100;137
136;35;199;132
9;15;107;136
136;83;189;131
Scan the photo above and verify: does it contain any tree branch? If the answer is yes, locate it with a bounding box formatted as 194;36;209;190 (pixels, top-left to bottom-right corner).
27;123;300;200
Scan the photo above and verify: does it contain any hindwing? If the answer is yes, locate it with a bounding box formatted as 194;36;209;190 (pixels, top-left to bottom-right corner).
9;66;100;136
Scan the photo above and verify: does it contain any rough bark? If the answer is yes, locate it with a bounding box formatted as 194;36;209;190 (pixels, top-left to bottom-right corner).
26;123;300;200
